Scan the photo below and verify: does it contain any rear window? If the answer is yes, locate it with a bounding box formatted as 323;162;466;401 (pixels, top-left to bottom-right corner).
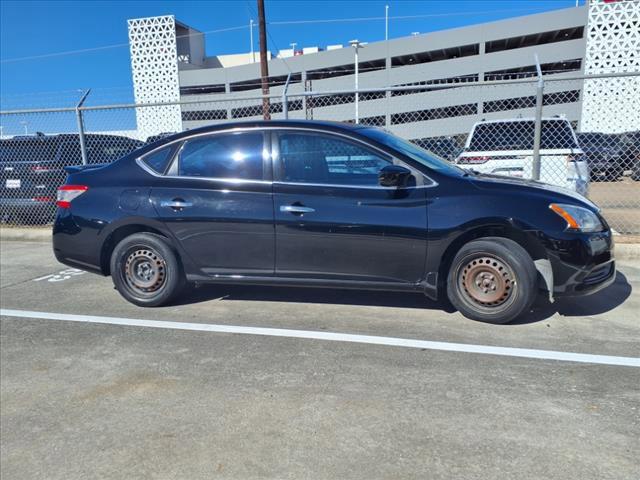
0;138;60;162
468;120;578;151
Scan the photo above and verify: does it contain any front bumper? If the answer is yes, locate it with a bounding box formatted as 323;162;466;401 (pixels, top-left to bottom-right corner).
545;229;616;297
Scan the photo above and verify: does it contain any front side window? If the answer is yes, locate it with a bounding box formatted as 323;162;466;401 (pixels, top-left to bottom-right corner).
277;132;391;186
360;127;464;177
178;132;264;180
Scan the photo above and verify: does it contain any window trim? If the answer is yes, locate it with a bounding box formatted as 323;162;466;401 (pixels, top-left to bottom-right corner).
135;125;437;188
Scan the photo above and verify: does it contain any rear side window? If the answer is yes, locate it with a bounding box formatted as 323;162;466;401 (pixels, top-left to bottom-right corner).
142;146;175;174
178;132;264;180
468;120;578;151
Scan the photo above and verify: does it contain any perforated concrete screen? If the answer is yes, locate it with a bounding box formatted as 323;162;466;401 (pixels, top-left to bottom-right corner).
128;15;182;139
581;0;640;133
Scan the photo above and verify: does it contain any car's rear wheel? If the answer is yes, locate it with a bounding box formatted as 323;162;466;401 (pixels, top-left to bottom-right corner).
110;232;185;307
447;237;537;324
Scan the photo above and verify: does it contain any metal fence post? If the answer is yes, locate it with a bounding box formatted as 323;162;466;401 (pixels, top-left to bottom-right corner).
302;74;309;119
75;89;91;165
532;56;544;181
282;73;292;119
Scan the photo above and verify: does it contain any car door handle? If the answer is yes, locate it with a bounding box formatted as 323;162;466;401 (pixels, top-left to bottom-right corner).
160;199;193;210
280;205;315;214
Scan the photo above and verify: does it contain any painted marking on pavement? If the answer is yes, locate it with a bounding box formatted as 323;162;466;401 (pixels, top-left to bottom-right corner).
1;308;639;368
33;268;86;283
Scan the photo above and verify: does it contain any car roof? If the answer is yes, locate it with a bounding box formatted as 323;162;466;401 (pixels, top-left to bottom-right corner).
472;117;570;125
167;119;367;139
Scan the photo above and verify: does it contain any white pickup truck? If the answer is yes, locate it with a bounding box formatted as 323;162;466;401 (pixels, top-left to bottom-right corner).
456;118;589;196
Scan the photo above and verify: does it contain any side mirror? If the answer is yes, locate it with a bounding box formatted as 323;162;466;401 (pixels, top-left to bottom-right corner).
378;165;412;188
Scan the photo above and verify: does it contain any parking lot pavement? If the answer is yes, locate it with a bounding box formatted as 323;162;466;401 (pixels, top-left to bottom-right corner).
1;240;639;479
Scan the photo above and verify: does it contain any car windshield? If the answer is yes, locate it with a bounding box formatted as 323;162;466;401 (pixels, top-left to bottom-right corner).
359;128;466;176
468;120;579;151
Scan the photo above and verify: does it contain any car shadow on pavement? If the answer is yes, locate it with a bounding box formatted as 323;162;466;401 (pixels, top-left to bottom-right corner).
173;283;455;312
511;271;633;325
172;272;632;325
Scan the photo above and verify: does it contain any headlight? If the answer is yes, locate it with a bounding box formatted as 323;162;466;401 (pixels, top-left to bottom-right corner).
549;203;604;232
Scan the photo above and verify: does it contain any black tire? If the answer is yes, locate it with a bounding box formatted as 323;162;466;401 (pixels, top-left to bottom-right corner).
110;232;185;307
446;237;537;324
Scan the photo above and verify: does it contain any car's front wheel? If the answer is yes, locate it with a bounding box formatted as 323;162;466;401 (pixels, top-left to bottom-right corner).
110;232;185;307
447;237;537;324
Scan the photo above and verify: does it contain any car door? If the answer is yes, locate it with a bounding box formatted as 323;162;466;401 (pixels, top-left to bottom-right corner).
148;130;275;276
272;129;428;285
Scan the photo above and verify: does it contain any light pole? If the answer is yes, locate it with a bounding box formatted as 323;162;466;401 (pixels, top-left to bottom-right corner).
385;5;389;41
349;39;362;124
290;42;297;56
250;19;255;63
20;121;28;135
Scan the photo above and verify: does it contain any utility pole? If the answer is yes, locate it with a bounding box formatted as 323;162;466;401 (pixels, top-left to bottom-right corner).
250;19;255;63
349;39;362;124
257;0;270;120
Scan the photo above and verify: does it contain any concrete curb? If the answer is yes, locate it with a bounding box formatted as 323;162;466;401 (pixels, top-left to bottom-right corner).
2;227;640;261
615;243;640;261
1;228;51;243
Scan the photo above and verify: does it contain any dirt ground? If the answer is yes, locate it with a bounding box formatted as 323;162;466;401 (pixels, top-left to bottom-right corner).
589;177;640;237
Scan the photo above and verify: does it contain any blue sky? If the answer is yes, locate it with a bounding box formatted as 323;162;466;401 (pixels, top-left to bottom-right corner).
1;0;583;101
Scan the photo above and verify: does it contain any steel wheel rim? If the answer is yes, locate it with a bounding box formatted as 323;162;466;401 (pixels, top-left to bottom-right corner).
458;254;516;308
124;247;166;294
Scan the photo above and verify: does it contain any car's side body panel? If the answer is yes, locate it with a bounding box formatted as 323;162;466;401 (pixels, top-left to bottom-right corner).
273;181;428;284
149;179;276;276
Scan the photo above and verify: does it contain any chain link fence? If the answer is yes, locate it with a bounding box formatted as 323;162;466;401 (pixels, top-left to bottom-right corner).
1;73;639;237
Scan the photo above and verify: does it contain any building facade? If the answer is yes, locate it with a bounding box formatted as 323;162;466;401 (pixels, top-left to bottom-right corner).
127;1;639;143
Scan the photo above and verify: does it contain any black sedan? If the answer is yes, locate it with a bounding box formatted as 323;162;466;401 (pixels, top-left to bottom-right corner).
576;132;624;181
53;121;615;324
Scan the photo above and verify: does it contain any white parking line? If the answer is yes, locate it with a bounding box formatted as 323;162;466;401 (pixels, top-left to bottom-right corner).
1;308;639;368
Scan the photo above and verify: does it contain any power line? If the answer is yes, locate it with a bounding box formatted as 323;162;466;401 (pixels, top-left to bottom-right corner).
245;0;293;74
268;8;541;26
1;5;573;64
1;24;248;64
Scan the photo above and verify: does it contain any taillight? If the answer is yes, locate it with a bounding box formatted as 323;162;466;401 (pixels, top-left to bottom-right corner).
56;185;88;209
31;165;56;173
458;156;490;164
